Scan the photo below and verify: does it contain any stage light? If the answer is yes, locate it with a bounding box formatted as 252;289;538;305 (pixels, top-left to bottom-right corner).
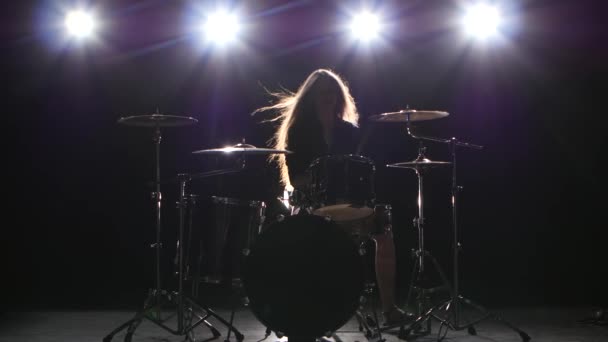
350;11;381;42
64;10;96;38
203;10;240;45
462;3;502;40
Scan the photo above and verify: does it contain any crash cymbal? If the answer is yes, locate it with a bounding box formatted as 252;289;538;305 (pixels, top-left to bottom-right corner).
387;157;451;170
369;109;449;123
117;114;198;127
192;143;293;155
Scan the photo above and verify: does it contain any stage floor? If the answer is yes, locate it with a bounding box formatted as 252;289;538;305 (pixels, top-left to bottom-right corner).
1;307;606;342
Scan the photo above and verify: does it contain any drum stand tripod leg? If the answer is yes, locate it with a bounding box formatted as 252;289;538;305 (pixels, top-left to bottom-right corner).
223;284;247;342
182;296;243;341
102;291;171;342
395;249;452;340
426;295;531;342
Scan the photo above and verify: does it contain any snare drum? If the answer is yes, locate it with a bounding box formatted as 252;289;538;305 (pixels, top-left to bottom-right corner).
198;196;266;285
307;154;376;222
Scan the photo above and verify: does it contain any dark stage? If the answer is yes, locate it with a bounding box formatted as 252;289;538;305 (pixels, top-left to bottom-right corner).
2;0;607;341
0;307;607;342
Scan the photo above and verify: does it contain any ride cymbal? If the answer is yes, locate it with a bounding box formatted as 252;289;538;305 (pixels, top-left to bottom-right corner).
117;114;198;127
387;157;451;170
192;143;292;155
369;109;449;123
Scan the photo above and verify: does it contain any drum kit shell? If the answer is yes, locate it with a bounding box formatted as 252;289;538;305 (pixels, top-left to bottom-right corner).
104;109;530;342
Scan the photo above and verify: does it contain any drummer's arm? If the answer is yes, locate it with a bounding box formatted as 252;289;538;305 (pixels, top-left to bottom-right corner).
286;154;311;190
285;133;315;190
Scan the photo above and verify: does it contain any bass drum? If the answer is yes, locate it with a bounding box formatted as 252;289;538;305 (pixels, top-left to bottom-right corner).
242;214;365;339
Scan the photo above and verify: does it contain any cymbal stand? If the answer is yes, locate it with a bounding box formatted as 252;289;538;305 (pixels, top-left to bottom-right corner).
379;143;452;338
153;126;162;303
103;166;245;342
398;117;530;341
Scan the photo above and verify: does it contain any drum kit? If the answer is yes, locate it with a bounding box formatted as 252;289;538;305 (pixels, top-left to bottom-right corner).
103;110;530;342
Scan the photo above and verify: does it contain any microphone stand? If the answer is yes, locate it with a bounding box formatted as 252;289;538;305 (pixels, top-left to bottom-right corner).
398;115;530;342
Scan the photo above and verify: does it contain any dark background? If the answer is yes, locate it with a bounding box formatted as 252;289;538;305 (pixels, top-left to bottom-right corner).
2;0;606;310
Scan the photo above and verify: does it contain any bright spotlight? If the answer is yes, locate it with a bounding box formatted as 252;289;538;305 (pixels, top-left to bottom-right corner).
462;3;502;40
350;11;381;42
64;10;96;38
203;10;240;44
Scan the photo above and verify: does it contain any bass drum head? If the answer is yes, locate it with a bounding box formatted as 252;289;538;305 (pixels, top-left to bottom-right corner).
243;214;364;338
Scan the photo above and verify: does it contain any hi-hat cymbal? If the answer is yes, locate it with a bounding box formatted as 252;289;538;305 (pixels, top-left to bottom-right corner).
192;143;293;155
369;109;449;123
117;114;198;127
387;157;451;170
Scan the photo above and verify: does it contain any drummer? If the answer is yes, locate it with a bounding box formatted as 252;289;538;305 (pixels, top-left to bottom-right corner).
253;68;409;325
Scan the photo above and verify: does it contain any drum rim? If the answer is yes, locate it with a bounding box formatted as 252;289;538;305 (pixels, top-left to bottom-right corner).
211;196;266;208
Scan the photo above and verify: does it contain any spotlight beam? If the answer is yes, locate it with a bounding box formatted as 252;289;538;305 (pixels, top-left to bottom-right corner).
350;11;381;42
462;3;502;40
203;10;240;45
65;10;96;38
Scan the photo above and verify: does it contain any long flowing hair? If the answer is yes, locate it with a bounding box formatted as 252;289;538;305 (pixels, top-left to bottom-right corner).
253;69;359;188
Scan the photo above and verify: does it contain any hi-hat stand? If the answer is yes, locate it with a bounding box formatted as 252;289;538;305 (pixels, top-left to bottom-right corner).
397;117;530;342
380;142;452;339
104;114;245;342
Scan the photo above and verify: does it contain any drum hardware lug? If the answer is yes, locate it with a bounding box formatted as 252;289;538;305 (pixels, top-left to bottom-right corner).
413;217;424;228
151;191;162;200
324;215;332;222
383;224;393;234
411;248;420;258
242;248;250;256
363;282;375;294
276;214;285;222
457;242;463;251
358;245;367;256
231;278;244;290
150;242;162;248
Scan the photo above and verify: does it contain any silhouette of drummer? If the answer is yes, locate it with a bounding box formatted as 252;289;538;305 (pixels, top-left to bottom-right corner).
254;68;409;324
